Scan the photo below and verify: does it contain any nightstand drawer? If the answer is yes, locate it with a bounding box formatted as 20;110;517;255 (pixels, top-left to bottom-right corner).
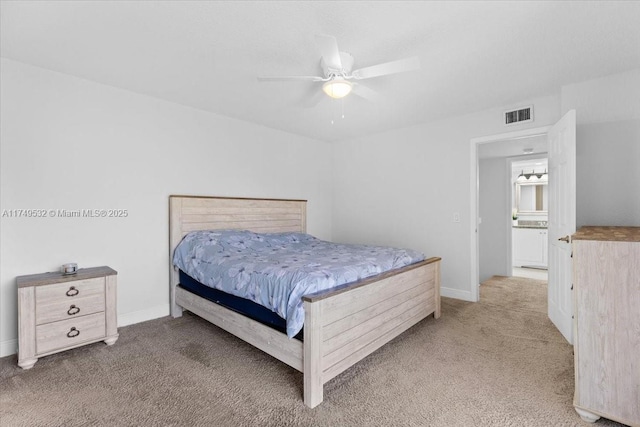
36;312;106;354
36;277;104;304
36;293;105;325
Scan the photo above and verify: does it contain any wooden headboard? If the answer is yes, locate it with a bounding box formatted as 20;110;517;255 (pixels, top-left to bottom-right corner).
168;195;307;316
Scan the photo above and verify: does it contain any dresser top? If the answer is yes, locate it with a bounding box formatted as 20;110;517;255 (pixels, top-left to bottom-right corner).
16;266;117;288
572;226;640;242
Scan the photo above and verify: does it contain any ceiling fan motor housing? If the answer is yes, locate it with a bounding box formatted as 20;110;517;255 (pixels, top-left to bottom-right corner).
321;52;354;77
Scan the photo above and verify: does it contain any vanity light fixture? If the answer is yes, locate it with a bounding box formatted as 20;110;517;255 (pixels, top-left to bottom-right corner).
517;169;548;181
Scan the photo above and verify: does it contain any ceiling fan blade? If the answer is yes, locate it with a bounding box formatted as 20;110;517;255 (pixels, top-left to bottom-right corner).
351;83;381;103
352;56;420;80
257;75;325;82
315;34;343;70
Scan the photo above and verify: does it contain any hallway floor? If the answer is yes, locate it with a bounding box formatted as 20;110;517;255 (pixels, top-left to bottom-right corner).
513;267;548;281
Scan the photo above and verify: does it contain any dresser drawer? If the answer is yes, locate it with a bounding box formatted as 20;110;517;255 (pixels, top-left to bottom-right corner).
36;277;104;304
36;293;105;325
36;312;106;354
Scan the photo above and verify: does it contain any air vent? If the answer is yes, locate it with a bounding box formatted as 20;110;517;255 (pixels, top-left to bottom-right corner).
504;106;533;125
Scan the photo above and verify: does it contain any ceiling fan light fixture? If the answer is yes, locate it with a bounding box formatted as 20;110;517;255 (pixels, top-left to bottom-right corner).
322;79;352;99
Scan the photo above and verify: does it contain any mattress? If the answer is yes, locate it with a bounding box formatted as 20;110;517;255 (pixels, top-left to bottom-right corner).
178;269;304;339
173;229;425;337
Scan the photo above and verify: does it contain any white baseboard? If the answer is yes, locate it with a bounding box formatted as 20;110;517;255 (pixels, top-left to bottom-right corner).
441;286;476;302
1;339;18;358
118;303;170;327
0;304;170;358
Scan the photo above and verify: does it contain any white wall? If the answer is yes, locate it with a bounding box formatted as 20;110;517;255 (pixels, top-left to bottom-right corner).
332;95;561;300
0;59;333;356
561;69;640;227
332;69;639;302
478;157;509;282
575;121;639;226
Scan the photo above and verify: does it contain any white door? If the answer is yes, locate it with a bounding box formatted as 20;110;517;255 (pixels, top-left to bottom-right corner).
547;110;576;344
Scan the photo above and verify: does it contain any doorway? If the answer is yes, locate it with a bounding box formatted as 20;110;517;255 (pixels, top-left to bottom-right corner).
471;126;551;300
471;110;576;344
511;157;549;282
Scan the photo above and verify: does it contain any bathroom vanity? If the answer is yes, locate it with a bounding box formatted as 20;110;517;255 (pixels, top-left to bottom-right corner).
512;222;548;269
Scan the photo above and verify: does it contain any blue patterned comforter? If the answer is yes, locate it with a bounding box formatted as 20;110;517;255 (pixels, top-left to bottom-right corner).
173;230;425;337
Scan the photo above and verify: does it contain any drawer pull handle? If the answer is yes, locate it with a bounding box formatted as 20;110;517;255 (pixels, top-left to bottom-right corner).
67;305;80;316
66;286;79;297
66;327;80;338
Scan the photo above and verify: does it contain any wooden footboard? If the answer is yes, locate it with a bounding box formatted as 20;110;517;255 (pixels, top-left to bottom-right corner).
169;195;441;408
302;258;440;407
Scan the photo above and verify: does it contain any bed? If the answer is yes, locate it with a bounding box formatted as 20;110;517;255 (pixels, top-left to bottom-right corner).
169;195;441;407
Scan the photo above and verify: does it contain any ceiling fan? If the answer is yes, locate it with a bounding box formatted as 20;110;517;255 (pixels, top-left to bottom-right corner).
257;34;420;102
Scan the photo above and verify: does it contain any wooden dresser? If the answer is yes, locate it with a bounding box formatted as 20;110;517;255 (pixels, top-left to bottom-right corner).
571;227;639;426
17;266;118;369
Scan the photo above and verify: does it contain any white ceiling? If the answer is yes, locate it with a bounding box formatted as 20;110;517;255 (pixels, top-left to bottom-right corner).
2;1;640;142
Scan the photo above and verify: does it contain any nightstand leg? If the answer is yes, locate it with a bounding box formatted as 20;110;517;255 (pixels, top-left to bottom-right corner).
18;358;38;370
104;334;119;346
18;287;37;370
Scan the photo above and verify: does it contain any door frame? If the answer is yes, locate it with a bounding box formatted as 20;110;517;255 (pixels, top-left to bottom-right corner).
470;125;551;302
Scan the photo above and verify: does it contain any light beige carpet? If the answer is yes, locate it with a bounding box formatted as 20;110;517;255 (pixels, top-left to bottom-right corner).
0;276;626;426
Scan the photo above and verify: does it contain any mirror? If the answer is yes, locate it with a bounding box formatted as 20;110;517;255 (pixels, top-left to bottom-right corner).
516;182;548;213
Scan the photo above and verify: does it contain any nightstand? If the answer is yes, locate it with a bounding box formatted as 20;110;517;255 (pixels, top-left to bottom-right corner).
17;266;118;369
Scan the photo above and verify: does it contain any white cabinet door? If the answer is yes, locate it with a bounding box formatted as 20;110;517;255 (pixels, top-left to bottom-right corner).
513;228;546;267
